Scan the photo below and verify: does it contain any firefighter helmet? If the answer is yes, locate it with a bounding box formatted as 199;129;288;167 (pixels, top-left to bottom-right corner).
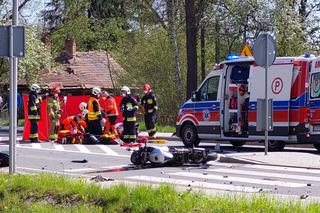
79;102;87;110
121;86;131;95
30;84;41;93
92;87;101;96
143;84;151;93
51;87;60;94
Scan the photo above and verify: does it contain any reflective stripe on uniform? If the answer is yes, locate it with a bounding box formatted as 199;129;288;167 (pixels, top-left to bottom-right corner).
123;135;130;139
147;99;153;104
107;113;119;117
29;133;38;138
28;115;40;120
148;128;157;133
126;117;136;122
50;134;58;139
30;106;37;111
148;109;154;113
128;135;137;139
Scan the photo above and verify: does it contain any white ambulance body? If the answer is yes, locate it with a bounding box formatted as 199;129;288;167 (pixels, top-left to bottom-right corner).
176;56;320;152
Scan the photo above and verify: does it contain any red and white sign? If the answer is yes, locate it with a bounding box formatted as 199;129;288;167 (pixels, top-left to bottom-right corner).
272;77;283;94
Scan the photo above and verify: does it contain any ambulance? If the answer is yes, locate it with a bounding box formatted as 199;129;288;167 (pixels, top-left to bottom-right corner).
176;55;320;152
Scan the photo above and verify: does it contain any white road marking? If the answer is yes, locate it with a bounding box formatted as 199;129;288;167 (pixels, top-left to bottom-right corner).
74;144;91;153
17;166;95;178
16;144;129;158
0;136;22;141
210;168;320;182
170;172;306;188
246;165;320;174
63;168;95;172
31;143;41;149
126;176;265;193
97;145;119;156
54;144;65;151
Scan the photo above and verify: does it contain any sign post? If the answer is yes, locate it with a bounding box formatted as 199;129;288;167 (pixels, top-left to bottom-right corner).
252;33;276;155
9;0;19;174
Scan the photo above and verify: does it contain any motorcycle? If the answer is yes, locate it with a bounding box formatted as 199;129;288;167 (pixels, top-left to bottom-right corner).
130;143;218;166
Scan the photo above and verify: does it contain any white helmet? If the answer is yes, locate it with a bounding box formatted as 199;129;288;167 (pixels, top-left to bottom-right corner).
121;86;131;95
30;84;41;93
82;109;88;117
79;102;87;110
92;87;101;96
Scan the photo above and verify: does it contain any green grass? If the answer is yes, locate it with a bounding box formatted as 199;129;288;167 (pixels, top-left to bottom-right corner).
0;119;24;126
138;121;175;133
0;173;319;212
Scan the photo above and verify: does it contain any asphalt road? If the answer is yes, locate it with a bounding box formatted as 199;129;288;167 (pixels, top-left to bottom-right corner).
0;137;318;202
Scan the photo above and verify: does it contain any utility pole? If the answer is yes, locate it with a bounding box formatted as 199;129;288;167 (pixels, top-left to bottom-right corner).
9;0;18;174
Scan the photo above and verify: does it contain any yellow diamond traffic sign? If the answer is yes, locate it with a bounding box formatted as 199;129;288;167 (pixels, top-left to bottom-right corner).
240;42;253;56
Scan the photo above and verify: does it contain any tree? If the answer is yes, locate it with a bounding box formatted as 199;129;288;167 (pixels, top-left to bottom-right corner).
0;28;54;85
185;0;198;99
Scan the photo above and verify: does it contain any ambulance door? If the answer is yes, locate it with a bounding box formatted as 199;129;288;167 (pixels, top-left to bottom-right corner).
309;58;320;131
249;60;293;138
195;71;222;139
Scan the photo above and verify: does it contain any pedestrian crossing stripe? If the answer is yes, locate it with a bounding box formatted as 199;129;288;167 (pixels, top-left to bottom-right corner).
210;168;320;182
126;175;264;193
246;164;320;174
16;143;125;157
169;172;306;187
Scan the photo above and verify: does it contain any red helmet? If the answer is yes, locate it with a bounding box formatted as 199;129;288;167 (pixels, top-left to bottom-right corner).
51;87;60;94
143;84;151;93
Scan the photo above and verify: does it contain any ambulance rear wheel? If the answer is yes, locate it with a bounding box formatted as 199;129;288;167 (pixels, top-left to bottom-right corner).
181;124;200;148
313;143;320;152
230;141;246;147
268;140;286;151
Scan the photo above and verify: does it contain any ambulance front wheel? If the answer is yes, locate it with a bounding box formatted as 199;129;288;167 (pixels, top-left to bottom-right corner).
268;140;286;151
181;124;200;148
313;143;320;152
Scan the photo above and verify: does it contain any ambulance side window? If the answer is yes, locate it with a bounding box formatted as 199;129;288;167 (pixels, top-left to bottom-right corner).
198;76;220;101
310;72;320;99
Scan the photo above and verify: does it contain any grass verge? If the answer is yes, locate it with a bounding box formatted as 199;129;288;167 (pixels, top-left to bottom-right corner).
0;119;24;126
138;121;175;133
0;173;319;212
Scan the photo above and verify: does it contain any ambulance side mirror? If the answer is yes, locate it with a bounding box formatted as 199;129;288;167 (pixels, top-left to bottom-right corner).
191;91;197;102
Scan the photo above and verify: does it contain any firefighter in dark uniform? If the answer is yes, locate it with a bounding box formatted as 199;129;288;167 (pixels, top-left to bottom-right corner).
141;84;158;138
87;87;103;135
120;86;139;143
28;84;47;143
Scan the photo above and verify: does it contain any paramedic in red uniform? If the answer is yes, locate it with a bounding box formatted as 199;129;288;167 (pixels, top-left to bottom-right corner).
120;86;139;143
87;87;103;135
141;84;158;138
100;91;119;135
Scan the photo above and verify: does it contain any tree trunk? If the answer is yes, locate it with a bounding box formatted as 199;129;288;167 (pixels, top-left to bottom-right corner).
214;15;220;63
200;26;205;81
200;0;206;81
167;0;183;104
185;0;198;99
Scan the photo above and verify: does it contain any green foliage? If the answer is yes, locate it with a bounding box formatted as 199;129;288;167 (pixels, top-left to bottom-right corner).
19;29;54;84
0;173;319;212
0;28;53;85
274;0;307;56
114;29;187;125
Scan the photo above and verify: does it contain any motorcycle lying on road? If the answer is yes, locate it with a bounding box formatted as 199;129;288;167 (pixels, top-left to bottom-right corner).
130;143;218;166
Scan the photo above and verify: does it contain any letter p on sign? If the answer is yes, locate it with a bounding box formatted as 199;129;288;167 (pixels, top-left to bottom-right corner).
272;77;283;94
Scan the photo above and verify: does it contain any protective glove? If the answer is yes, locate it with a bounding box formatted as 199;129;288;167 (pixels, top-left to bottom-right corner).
50;114;55;120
